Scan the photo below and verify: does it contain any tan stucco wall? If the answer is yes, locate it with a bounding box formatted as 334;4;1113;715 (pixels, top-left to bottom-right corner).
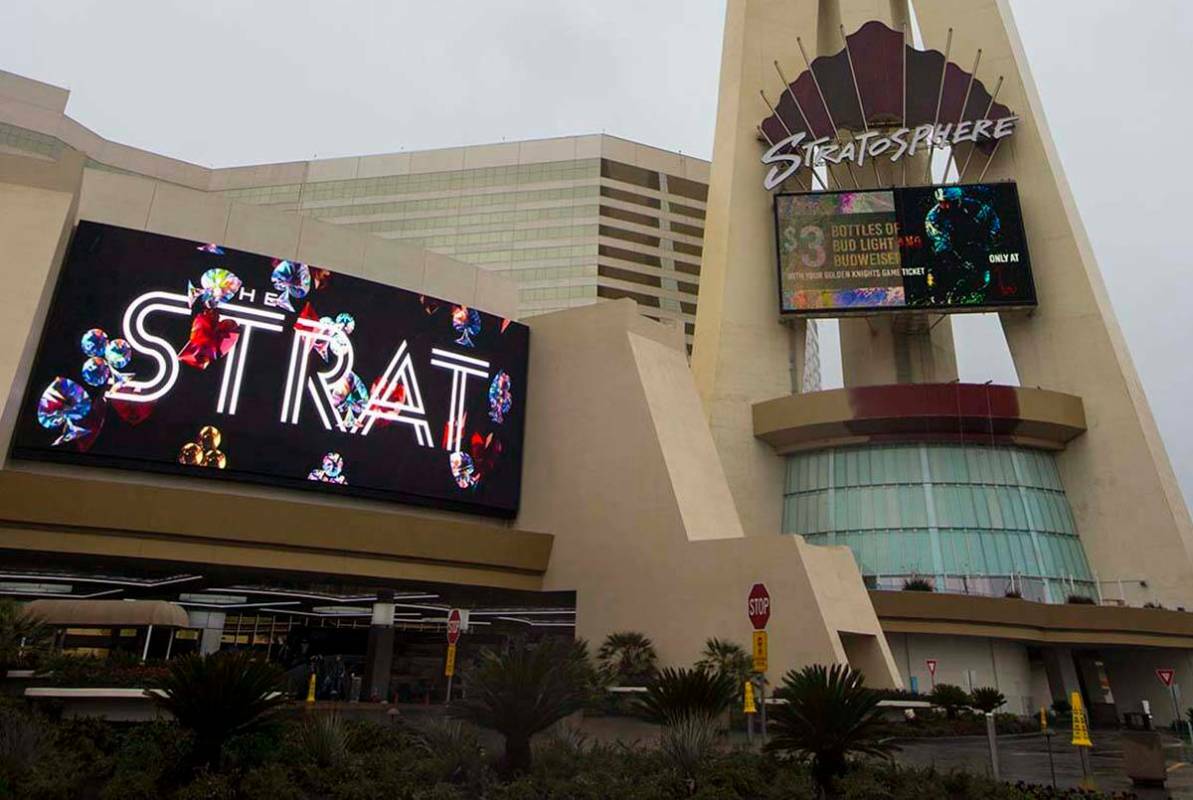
909;0;1193;608
518;298;900;683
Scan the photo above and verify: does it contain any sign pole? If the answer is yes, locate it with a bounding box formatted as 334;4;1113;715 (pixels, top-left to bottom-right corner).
747;583;771;745
985;712;1000;780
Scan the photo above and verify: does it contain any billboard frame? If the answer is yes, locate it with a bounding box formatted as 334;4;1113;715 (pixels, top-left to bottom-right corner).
771;180;1037;319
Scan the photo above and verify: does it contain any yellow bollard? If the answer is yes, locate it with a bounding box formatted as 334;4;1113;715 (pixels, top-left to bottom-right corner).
1040;706;1048;731
306;672;317;704
743;680;756;715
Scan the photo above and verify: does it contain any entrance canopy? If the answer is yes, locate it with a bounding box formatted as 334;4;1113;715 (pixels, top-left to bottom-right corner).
26;599;189;628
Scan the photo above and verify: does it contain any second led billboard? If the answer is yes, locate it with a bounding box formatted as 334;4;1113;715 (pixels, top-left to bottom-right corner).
774;182;1035;315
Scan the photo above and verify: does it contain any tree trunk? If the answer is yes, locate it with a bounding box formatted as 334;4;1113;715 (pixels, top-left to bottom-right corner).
503;734;532;775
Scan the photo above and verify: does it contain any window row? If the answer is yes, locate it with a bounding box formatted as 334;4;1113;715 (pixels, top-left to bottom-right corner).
802;527;1092;582
785;444;1065;493
784;484;1076;536
297;159;601;202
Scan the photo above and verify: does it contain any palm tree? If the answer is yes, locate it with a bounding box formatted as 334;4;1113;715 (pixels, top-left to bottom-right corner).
929;683;971;719
636;666;737;726
767;663;895;797
147;651;287;769
0;600;48;668
596;631;657;685
969;687;1006;714
694;638;752;698
450;637;595;774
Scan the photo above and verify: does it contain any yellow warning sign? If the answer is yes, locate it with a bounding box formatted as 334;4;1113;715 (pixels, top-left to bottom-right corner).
444;643;457;677
743;680;756;714
1070;690;1092;747
752;630;768;673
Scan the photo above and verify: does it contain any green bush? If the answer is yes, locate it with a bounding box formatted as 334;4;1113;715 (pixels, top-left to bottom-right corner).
449;637;595;774
147;651;287;770
902;577;934;592
928;683;971;719
636;667;737;726
969;686;1006;713
768;663;894;796
596;631;658;686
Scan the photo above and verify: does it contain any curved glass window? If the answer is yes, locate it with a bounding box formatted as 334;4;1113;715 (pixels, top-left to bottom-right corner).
783;444;1094;602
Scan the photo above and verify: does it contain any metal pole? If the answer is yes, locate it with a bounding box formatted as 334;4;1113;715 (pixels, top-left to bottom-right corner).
1044;730;1057;789
164;629;175;661
445;673;453;705
985;712;1000;780
759;678;768;744
141;624;153;662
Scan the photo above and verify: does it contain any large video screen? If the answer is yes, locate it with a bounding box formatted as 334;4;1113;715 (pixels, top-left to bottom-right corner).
774;183;1035;314
11;222;529;518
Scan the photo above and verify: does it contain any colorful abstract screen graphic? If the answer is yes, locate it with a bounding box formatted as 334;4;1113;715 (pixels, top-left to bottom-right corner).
12;222;530;518
773;183;1035;315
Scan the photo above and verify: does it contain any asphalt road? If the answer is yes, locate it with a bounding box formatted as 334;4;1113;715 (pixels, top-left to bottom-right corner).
894;730;1193;798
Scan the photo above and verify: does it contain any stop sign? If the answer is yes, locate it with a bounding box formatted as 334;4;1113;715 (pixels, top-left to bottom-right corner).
747;583;771;630
446;608;462;645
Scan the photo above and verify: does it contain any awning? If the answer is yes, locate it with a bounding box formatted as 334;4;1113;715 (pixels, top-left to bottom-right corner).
25;599;189;628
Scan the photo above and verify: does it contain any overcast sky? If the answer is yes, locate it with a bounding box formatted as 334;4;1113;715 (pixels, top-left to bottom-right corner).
3;1;1191;505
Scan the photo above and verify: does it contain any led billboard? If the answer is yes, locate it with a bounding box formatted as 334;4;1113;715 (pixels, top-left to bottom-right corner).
11;222;529;518
774;182;1035;315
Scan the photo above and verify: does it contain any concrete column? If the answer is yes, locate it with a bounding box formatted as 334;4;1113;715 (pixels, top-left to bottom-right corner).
1041;647;1081;706
188;610;226;656
362;590;395;702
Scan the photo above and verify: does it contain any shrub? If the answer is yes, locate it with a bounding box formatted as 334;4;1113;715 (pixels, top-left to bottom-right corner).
694;638;753;689
636;667;737;726
1004;589;1022;599
1066;594;1095;605
0;707;47;791
240;763;303;800
0;600;48;669
928;683;971;719
596;631;658;685
147;651;287;770
413;717;488;787
902;577;934;592
768;663;895;796
295;711;348;768
969;686;1006;714
449;636;594;774
659;714;718;786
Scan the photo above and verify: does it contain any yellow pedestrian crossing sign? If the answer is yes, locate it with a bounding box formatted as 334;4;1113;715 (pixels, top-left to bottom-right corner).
1070;691;1092;747
752;630;768;673
444;643;457;677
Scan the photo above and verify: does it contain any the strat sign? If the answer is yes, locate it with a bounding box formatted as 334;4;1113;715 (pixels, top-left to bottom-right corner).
11;222;529;517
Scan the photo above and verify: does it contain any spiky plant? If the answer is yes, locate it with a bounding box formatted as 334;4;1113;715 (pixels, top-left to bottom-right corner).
659;714;718;789
767;663;895;797
596;631;658;686
449;637;595;774
296;712;349;767
969;687;1006;714
0;600;48;668
929;683;971;719
636;667;737;726
147;651;287;769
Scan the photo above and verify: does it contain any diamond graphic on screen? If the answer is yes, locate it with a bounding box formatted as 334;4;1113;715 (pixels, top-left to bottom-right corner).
470;431;502;482
187;268;242;309
37;377;91;431
179;309;240;370
179;426;226;469
80;328;108;358
450;451;477;489
196;243;225;255
81;356;111;387
488;371;512;423
308;451;347;484
420;296;441;316
451;306;481;347
331;372;368;426
270;260;311;313
319;314;354;358
104;338;132;370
